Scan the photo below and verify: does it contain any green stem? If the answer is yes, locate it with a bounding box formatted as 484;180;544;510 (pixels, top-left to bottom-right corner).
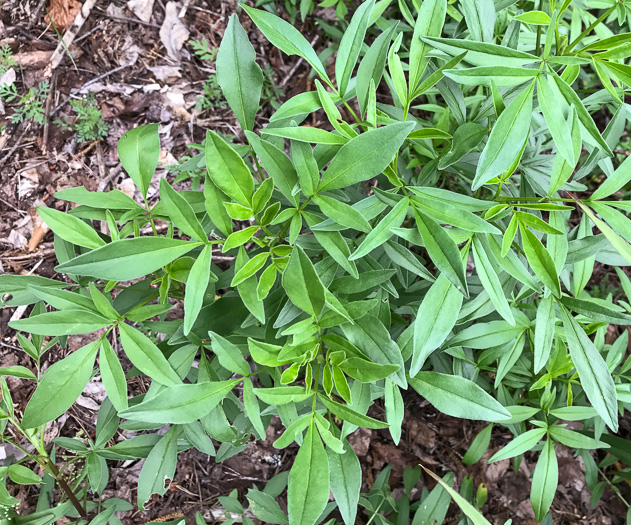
566;4;617;52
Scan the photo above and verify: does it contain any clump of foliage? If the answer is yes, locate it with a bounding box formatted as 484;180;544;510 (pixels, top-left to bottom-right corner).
2;0;631;524
54;94;110;143
0;80;49;125
0;44;16;75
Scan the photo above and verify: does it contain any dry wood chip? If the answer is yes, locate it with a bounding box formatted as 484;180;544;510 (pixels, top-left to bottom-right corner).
127;0;156;23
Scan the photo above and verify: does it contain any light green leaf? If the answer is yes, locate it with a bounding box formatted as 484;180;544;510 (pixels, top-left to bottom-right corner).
118;323;181;387
118;123;160;198
473;81;534;190
9;310;111;336
287;421;330;525
120;379;241;423
530;438;558;521
99;339;128;412
22;340;100;428
445;66;538;86
55;237;200;281
559;306;618;432
282;246;326;316
520;225;561;297
137;426;179;509
263;126;348;145
159;179;207;241
242;5;330;83
349;197;409;260
411;274;463;376
184;244;213;334
409;372;511;420
489;428;547;462
409;0;447;91
414;209;468;296
216;14;263;131
312;195;371;232
37;207;105;249
319;395;389;429
515;10;551;24
208;331;250;376
534;294;555;374
327;439;361;525
335;0;374;96
318;122;415;192
205;130;254;207
422;37;541;67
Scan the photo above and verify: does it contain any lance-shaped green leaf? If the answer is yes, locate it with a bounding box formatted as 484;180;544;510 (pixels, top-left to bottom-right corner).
462;424;493;465
534;293;555;374
591;154;631;201
203;175;233;237
411;274;463;376
159;179;207;241
550;72;612;157
118;123;160;198
263;126;348;145
460;0;495;42
9;310;111;336
246;131;299;205
349;197;409;260
409;0;447;92
422;37;541;67
137;426;179;509
55;185;142;210
560;307;618;432
537;75;579;166
282;246;326;316
22;340;100;428
531;438;558;521
472;235;515;325
184;244;213;334
312;195;371;232
37;207;105;249
473;81;534;190
118;323;181;387
356;24;396;115
335;0;374;96
99;339;128;412
327;439;361;525
317;122;415;192
409;372;511;421
414;209;468;296
287;421;330;525
291;138;319;197
208;331;250;376
216;14;263;131
445;66;538;86
489;428;547;462
548;426;609;449
119;379;241;423
319;396;389;429
56;237;200;281
520;225;561;297
205;130;254;207
574;199;631;264
559;296;631;325
242;5;330;83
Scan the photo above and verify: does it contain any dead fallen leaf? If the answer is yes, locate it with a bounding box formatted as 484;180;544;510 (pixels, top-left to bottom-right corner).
148;64;182;82
160;2;190;61
0;68;15;89
28;207;50;252
128;0;155;23
46;0;82;31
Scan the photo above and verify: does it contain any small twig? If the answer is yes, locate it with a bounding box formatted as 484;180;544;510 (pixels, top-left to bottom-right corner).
1;249;56;261
42;71;56;155
26;0;47;30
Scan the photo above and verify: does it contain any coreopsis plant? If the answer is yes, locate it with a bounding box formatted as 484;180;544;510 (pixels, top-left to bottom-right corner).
1;0;631;523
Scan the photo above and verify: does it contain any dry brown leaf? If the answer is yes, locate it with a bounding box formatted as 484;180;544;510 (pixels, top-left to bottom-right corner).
128;0;155;22
159;2;189;61
46;0;82;32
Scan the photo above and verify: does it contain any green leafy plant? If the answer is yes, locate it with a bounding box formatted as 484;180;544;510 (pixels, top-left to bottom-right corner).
2;0;631;523
0;81;49;125
53;95;110;143
0;44;16;75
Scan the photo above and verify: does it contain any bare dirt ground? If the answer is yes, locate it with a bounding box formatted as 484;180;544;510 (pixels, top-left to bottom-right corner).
0;0;630;523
